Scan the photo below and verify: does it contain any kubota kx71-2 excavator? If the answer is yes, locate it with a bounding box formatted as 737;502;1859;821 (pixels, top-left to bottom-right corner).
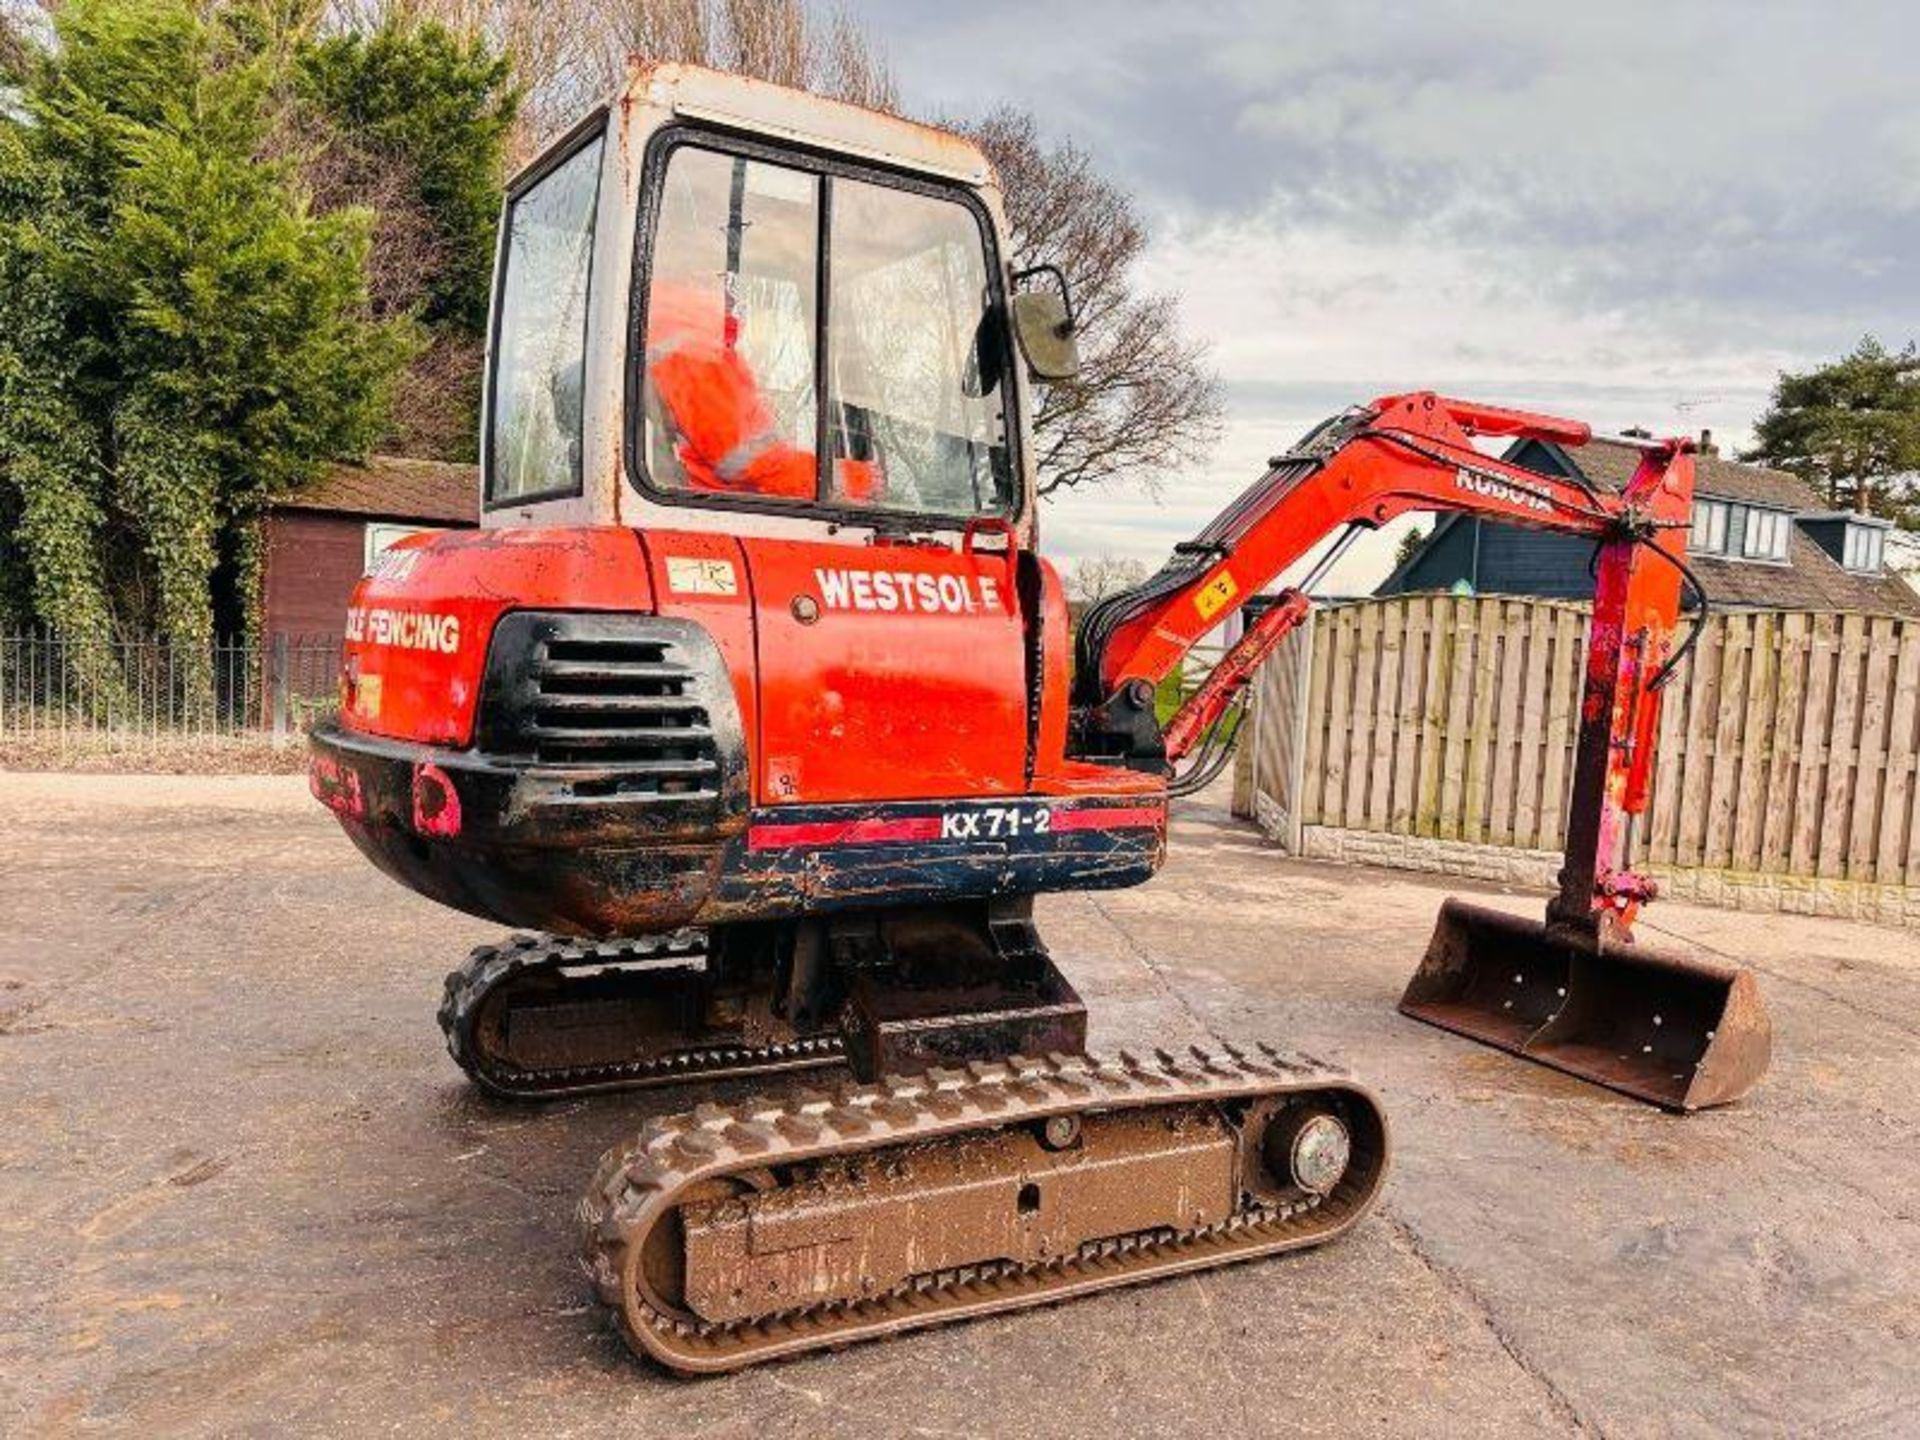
310;64;1770;1372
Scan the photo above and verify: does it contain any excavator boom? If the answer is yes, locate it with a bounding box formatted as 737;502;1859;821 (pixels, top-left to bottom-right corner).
1079;393;1684;925
1072;391;1767;1109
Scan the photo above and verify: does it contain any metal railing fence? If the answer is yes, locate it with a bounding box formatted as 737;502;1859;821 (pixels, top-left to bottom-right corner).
0;628;342;750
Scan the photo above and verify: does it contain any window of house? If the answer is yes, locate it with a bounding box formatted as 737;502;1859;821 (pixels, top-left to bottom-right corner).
636;137;1014;523
1843;523;1886;574
1689;499;1728;555
1740;507;1790;562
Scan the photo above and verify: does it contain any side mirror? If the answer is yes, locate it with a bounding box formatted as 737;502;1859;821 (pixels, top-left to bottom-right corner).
1009;264;1080;382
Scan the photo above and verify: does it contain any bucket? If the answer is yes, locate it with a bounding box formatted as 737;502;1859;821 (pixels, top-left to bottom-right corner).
1400;899;1771;1110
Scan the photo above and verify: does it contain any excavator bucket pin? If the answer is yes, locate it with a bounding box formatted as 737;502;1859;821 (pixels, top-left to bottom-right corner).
1400;899;1771;1111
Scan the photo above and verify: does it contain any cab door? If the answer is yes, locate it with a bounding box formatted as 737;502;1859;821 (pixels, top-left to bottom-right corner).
746;538;1028;804
626;138;1034;805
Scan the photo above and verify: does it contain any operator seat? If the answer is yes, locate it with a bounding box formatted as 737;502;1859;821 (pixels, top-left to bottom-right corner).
645;280;881;503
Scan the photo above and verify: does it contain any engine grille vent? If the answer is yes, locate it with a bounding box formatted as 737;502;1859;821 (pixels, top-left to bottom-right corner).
526;634;719;791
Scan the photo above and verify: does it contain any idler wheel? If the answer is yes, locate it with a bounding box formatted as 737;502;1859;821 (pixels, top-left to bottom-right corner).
1263;1109;1351;1196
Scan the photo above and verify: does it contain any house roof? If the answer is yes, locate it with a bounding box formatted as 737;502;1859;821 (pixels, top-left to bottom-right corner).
1553;437;1918;616
1687;527;1920;615
278;455;480;525
1561;436;1821;511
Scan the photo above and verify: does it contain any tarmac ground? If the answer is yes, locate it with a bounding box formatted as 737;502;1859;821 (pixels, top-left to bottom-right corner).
4;773;1915;1438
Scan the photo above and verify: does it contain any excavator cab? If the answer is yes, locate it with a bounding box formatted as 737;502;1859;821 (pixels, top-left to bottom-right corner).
485;72;1041;532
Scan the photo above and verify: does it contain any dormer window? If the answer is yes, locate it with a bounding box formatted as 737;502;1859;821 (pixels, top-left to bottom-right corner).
1688;498;1789;563
1842;522;1885;574
1689;499;1729;554
1741;507;1790;562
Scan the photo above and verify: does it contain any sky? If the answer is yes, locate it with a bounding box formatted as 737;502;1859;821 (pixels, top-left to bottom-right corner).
846;0;1920;589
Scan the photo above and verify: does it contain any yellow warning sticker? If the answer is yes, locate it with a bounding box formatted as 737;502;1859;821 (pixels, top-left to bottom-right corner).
354;672;383;720
666;557;739;597
1194;569;1239;622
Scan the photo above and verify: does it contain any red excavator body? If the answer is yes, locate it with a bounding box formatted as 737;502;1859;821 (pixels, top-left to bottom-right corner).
309;63;1769;1373
312;519;1162;937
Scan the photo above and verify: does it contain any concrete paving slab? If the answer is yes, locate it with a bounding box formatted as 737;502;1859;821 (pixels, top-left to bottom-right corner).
2;774;1914;1438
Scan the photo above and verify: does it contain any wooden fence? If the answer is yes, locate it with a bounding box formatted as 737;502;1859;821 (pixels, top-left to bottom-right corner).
1240;595;1920;889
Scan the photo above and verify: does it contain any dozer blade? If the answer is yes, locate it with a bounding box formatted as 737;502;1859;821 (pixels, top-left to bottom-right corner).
1399;899;1771;1110
581;1047;1389;1373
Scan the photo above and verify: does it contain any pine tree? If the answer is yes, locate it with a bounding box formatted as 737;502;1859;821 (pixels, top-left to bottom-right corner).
0;0;413;687
298;20;517;335
1745;336;1920;528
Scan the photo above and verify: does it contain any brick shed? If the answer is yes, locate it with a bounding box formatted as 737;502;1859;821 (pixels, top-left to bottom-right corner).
260;456;479;638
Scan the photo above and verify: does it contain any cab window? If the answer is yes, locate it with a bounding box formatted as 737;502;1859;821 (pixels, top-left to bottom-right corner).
489;130;603;505
642;148;820;500
827;180;1012;517
636;139;1014;522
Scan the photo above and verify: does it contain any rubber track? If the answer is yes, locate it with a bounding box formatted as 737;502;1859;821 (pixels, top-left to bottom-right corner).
580;1044;1390;1373
439;932;844;1100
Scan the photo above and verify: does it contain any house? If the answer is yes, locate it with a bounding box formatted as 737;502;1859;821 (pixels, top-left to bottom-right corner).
1377;431;1920;617
259;455;479;638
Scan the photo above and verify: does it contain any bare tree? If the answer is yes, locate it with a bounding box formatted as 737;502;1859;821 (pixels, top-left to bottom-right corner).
294;133;445;320
959;108;1223;499
813;6;895;112
0;6;35;83
1066;554;1149;608
385;331;487;460
591;0;898;115
329;0;897;159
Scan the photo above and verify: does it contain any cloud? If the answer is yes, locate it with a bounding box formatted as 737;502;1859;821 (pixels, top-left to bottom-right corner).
848;1;1916;576
1041;211;1780;582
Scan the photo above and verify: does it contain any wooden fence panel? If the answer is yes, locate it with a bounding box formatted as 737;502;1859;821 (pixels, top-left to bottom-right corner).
1358;603;1394;830
1675;617;1724;865
1388;599;1427;832
1882;624;1920;886
1538;605;1584;852
1300;604;1333;825
1413;596;1453;835
1816;614;1867;880
1437;600;1476;838
1790;615;1838;875
1252;595;1920;887
1512;603;1551;847
1486;602;1524;844
1645;621;1692;866
1757;613;1809;874
1318;607;1354;825
1244;613;1315;845
1460;601;1500;843
1851;616;1898;880
1702;614;1749;867
1730;613;1778;872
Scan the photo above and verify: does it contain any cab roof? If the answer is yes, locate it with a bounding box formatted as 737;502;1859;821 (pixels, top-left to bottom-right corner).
531;59;996;192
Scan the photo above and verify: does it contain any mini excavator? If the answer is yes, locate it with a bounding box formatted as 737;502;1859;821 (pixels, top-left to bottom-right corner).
310;63;1771;1373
